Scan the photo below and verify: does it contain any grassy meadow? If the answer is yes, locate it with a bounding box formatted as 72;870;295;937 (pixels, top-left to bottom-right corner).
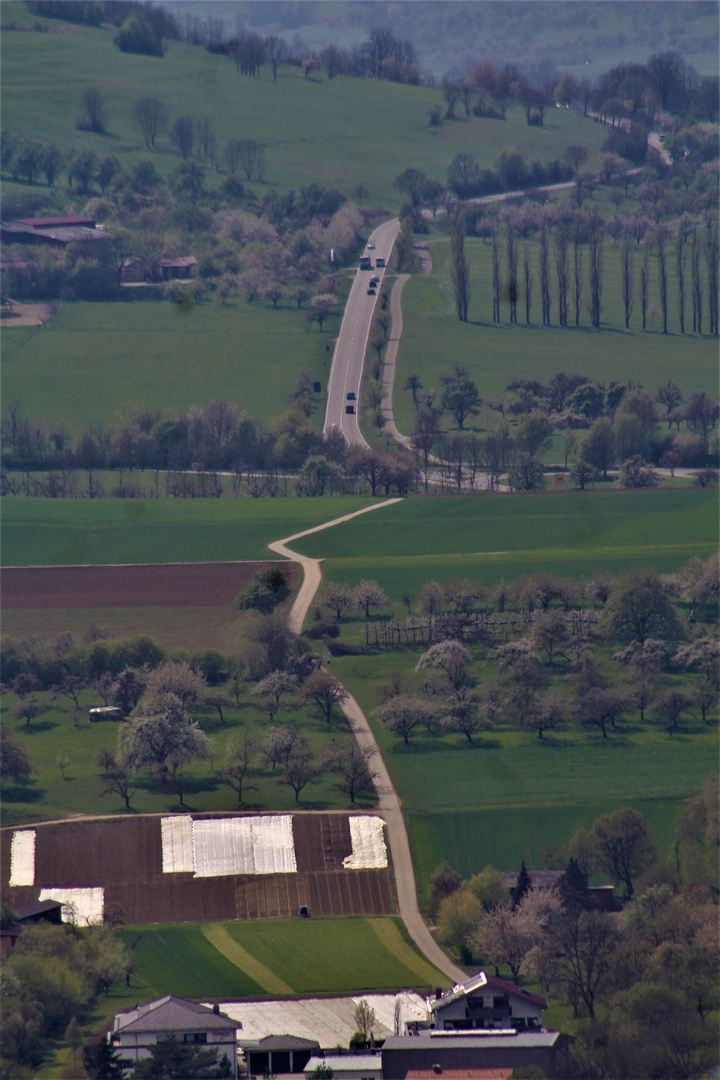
2;7;610;209
295;488;719;600
0;494;379;566
293;490;717;901
2;294;340;434
390;237;719;438
405;801;685;906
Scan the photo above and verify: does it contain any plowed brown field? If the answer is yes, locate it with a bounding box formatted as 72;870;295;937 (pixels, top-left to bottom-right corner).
1;813;395;923
1;562;297;609
1;561;298;650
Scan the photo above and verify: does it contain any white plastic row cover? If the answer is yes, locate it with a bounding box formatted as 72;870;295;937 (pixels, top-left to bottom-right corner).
192;816;297;877
343;816;388;869
38;887;105;925
161;815;194;873
9;831;36;887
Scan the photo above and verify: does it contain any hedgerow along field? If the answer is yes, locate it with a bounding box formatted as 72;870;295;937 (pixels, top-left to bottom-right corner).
0;494;379;567
1;8;610;209
390;237;720;438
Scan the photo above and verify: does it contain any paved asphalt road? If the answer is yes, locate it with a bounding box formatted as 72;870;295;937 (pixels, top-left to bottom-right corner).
323;217;400;445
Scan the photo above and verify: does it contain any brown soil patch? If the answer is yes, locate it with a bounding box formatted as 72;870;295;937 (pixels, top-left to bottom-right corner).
1;562;297;610
1;813;394;923
1;300;53;326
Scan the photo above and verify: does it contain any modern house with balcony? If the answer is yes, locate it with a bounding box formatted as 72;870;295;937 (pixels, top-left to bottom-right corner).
429;972;547;1032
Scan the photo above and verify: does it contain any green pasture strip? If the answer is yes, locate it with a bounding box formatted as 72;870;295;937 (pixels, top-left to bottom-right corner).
200;924;294;996
320;541;714;599
2;299;335;435
119;924;263;999
368;917;450;987
2;21;610;208
295;489;719;560
225;917;446;993
406;801;686;908
0;495;377;566
391;239;719;437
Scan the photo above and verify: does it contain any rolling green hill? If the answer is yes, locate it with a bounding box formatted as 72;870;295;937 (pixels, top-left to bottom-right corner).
2;7;611;208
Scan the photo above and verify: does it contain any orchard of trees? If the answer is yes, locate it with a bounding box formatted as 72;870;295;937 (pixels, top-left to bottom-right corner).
2;591;384;810
360;557;718;745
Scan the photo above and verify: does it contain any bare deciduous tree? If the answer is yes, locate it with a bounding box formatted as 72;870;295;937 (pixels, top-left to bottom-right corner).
78;87;108;133
539;218;551;326
621;235;634;330
132;97;167;149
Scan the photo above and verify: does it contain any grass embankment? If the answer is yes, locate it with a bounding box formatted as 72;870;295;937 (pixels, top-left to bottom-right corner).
2;15;609;208
295;488;719;599
2;297;339;433
1;495;378;567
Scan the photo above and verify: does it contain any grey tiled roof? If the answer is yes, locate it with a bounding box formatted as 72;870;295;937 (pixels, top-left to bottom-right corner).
258;1035;321;1050
117;996;236;1034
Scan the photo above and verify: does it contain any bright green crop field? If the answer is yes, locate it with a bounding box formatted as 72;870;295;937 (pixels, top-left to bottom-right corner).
390;239;719;438
2;296;339;434
2;7;610;208
295;488;719;599
0;494;381;567
117;917;448;1000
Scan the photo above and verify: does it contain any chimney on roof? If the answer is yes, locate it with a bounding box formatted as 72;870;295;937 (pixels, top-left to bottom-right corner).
213;1003;220;1015
435;987;443;999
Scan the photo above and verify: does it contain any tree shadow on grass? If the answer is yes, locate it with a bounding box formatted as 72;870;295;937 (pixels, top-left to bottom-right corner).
390;735;501;755
22;720;60;736
1;782;46;803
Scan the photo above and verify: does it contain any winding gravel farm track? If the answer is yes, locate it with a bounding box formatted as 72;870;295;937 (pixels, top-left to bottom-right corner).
268;504;466;984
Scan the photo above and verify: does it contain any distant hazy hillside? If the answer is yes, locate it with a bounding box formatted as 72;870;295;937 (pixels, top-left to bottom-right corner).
159;1;720;79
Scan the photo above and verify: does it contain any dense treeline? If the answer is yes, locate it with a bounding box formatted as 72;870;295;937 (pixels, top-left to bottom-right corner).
0;917;131;1073
402;371;718;492
3;366;717;498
